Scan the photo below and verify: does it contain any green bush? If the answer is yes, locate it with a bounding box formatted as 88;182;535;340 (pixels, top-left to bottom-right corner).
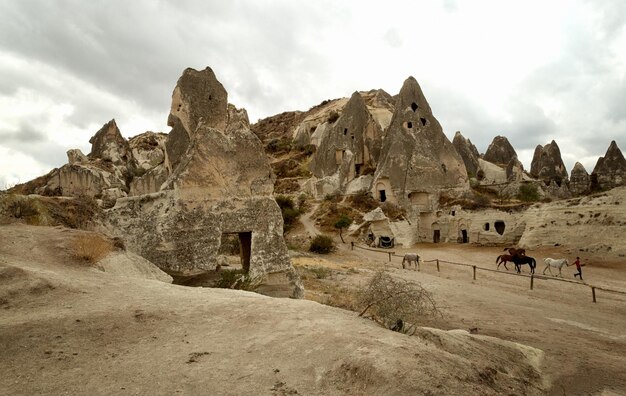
275;195;301;233
309;235;336;254
517;184;540;202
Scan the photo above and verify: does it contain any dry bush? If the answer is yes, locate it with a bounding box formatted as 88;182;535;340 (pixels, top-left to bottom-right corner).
380;202;406;221
72;234;113;264
358;270;441;333
349;190;378;212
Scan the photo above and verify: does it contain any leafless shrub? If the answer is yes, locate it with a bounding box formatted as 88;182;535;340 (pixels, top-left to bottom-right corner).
380;201;406;220
72;234;113;264
358;270;441;333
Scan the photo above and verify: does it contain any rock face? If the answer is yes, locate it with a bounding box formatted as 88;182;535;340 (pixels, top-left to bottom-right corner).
591;141;626;191
452;131;480;176
569;162;590;196
307;92;384;196
372;76;468;213
530;140;568;187
100;68;300;297
483;136;517;166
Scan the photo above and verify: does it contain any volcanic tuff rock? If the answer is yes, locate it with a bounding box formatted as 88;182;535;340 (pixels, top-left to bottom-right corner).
569;162;590;196
483;135;518;166
372;77;468;209
452;131;480;176
591;140;626;191
530;140;568;186
100;67;301;296
308;91;384;194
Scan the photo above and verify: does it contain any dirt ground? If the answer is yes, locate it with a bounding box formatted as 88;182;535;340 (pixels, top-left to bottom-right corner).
1;223;625;395
293;241;626;395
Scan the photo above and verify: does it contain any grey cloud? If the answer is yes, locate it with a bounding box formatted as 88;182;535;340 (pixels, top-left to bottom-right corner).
1;125;70;169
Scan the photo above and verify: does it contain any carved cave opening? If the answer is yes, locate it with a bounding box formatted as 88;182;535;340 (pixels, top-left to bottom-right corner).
220;232;252;273
407;121;413;129
494;221;505;236
461;229;468;243
483;222;490;231
379;189;387;202
355;164;362;176
344;128;348;135
433;230;440;243
420;117;427;126
411;102;418;112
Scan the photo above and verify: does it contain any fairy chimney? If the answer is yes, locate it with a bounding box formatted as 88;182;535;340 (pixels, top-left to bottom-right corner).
372;77;468;209
569;162;590;196
483;136;517;166
591;141;626;191
452;131;480;176
530;140;569;187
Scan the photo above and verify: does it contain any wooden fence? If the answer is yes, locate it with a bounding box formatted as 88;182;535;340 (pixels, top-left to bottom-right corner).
350;242;626;303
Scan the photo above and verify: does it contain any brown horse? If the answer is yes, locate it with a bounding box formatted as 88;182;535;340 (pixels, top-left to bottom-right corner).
504;247;526;257
496;254;516;271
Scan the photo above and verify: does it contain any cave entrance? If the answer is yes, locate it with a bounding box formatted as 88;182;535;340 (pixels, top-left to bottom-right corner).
461;229;468;243
220;231;252;273
494;221;505;236
379;189;387;202
433;230;441;243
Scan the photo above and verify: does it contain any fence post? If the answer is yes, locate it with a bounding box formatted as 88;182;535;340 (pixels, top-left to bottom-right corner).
530;275;534;290
436;259;440;272
388;252;392;262
417;260;420;272
351;241;354;250
472;265;476;280
592;287;596;303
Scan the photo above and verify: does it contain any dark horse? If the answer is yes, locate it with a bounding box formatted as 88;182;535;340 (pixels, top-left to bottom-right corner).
512;255;536;274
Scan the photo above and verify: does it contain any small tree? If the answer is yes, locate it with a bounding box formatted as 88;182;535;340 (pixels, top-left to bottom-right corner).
517;184;540;202
358;270;441;334
334;215;352;243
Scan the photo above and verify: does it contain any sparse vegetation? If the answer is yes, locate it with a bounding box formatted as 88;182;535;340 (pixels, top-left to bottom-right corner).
334;215;352;243
358;270;441;333
265;138;293;154
72;234;113;264
380;201;406;221
275;195;301;233
309;235;336;254
349;190;378;212
327;110;340;123
517;184;540;202
215;270;263;291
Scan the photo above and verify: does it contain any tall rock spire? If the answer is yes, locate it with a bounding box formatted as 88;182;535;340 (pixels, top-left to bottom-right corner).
530;140;569;186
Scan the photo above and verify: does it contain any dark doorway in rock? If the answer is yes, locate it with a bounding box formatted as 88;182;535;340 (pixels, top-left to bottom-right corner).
420;117;427;126
344;128;348;135
407;121;413;129
238;232;252;273
411;102;418;112
433;230;440;243
379;189;387;202
355;164;362;176
461;229;468;243
484;222;490;231
494;221;505;235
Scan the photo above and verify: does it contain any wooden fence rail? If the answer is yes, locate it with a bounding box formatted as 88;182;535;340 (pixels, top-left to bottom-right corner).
351;243;626;303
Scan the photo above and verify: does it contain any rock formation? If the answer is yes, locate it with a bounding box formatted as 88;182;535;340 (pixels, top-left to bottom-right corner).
100;68;301;298
307;91;384;196
483;136;517;166
569;162;590;196
530;140;568;187
452;131;480;176
372;76;468;212
591;141;626;191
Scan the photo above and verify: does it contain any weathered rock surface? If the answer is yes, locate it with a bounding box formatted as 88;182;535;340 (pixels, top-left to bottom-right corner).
372;77;468;208
452;131;480;176
307;92;384;196
569;162;590;196
530;140;569;187
101;67;301;296
483;136;518;166
591;140;626;191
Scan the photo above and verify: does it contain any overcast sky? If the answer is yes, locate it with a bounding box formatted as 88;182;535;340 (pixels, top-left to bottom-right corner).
1;0;625;188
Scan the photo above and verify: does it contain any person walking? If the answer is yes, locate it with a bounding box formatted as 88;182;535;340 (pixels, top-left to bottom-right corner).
573;257;584;280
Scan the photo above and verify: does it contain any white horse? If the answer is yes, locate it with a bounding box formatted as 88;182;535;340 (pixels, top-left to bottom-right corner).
542;258;569;277
402;253;420;270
